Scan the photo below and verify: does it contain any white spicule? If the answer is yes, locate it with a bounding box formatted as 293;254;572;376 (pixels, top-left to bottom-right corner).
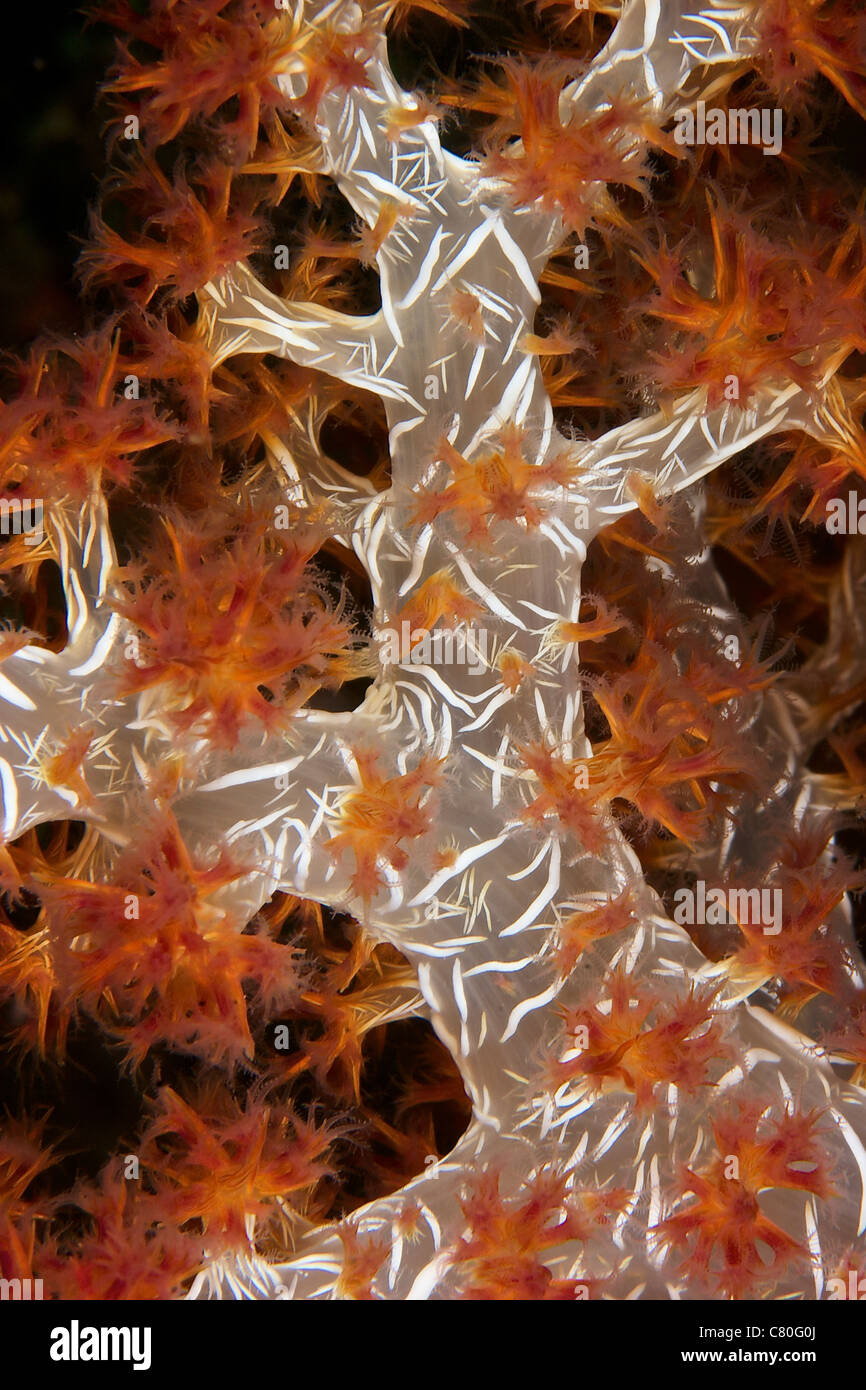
2;0;865;1298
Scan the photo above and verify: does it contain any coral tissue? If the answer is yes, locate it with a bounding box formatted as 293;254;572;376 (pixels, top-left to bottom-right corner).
1;0;866;1301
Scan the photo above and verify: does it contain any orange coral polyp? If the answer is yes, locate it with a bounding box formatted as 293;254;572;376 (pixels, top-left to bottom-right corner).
518;740;611;854
553;973;731;1107
112;507;360;747
555;886;639;976
35;810;296;1069
658;1104;834;1295
450;1167;626;1300
483;60;676;234
81;161;265;305
411;427;577;543
295;24;377;118
636;198;866;406
327;750;445;903
392;569;485;638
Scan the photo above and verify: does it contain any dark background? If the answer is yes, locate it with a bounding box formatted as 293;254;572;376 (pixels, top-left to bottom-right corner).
0;1;113;352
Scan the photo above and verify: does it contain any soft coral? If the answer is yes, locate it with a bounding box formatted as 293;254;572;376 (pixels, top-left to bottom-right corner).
450;1167;627;1299
112;495;361;748
38;807;298;1069
657;1102;834;1296
482;57;677;237
97;0;303;157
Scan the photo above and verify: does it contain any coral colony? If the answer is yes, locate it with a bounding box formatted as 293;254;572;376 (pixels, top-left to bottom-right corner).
2;0;866;1304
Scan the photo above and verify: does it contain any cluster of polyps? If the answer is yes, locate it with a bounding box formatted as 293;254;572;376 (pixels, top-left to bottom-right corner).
2;0;865;1298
